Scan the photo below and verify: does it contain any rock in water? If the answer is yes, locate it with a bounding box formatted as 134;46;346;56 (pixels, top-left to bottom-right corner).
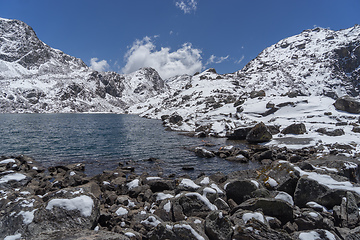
246;122;272;143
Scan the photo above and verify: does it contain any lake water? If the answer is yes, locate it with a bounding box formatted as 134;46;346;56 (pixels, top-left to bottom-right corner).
0;114;258;178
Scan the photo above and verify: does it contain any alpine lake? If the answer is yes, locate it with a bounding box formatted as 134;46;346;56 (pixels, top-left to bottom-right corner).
0;114;259;178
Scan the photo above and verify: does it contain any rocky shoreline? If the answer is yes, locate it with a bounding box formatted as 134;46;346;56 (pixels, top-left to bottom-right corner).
1;147;360;240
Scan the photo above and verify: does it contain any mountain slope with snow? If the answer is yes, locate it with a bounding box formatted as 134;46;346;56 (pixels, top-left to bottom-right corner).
129;26;360;154
0;17;166;113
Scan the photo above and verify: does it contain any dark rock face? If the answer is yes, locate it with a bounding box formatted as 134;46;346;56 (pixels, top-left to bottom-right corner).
281;123;307;135
334;96;360;114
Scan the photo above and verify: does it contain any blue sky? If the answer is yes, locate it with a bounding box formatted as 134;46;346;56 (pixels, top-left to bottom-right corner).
1;0;360;78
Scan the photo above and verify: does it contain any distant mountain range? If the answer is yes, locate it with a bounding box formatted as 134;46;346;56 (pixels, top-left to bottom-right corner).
1;17;360;149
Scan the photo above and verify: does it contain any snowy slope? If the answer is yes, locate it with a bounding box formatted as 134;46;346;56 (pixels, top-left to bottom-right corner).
0;18;166;113
236;26;360;98
128;26;360;154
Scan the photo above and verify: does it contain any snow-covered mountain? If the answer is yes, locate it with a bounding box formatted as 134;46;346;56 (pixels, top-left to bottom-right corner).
128;25;360;154
0;17;166;113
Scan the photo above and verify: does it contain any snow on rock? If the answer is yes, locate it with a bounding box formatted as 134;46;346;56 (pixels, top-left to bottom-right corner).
184;192;218;211
242;212;266;224
4;233;22;240
46;195;94;217
275;191;294;206
173;224;205;240
115;207;128;216
0;173;27;184
179;178;200;189
156;192;174;201
0;159;16;164
126;179;140;190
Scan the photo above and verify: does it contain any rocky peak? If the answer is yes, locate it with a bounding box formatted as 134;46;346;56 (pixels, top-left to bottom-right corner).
0;17;87;74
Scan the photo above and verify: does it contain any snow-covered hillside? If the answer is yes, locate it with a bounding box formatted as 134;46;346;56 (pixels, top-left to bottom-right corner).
0;17;166;113
128;26;360;154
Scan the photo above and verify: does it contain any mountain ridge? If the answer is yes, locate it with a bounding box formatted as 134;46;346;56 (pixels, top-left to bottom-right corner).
0;17;166;113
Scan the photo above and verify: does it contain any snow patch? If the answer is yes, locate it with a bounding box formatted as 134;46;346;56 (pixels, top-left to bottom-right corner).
179;178;200;189
242;212;265;224
0;173;27;184
46;195;94;217
115;207;128;216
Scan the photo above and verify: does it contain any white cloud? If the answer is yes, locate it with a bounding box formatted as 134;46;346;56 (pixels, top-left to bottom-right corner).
122;36;202;79
235;55;245;64
175;0;197;14
206;54;229;65
89;58;110;72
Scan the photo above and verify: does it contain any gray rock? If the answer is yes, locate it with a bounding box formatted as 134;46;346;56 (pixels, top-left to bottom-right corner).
225;179;259;204
171;192;217;220
246;122;273;143
335;192;360;228
26;188;100;238
250;90;266;98
281;123;307;135
316;128;345;136
194;147;215;158
236;198;294;224
168;114;183;124
205;210;233;240
294;176;360;209
294;209;334;231
227;127;252;140
334;96;360;114
231;210;292;240
257;160;300;196
149;221;209;240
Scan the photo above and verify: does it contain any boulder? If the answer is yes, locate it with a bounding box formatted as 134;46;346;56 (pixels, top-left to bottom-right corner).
26;188;100;238
293;175;360;209
227;127;252;140
352;126;360;133
246;122;273;143
225;179;260;204
194;147;215;158
171;192;217;220
205;211;233;240
316;128;345;136
231;209;292;240
250;90;266;98
236;198;294;224
149;221;209;240
257;160;300;195
294;209;334;231
333;191;360;228
334;96;360;114
281;123;307;135
168;114;183;124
